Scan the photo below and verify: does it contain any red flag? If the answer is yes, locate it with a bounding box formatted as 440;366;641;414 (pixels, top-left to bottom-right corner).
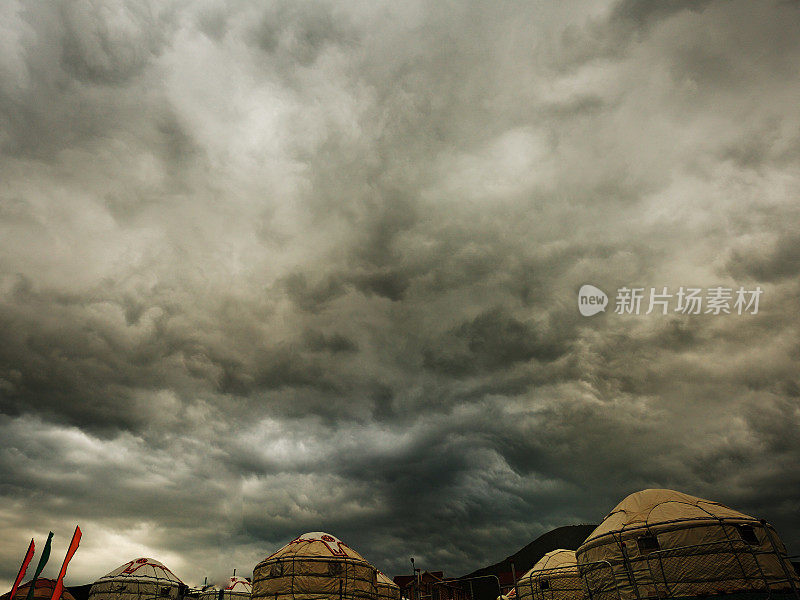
49;526;82;600
8;539;35;600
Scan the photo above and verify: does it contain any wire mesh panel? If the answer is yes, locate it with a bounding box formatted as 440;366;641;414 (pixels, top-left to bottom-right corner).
517;566;587;600
252;553;378;600
578;535;800;600
577;561;622;600
252;532;379;600
89;580;182;600
376;574;401;600
638;540;769;598
198;590;250;600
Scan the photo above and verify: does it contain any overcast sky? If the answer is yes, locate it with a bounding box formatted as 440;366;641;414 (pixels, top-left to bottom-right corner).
2;0;800;591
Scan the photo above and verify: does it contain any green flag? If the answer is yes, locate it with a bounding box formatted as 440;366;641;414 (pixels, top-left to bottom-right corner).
24;532;53;600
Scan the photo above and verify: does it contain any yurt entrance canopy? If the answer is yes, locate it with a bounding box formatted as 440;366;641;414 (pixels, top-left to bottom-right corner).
88;558;186;600
575;489;800;600
198;578;252;600
376;573;400;600
516;550;584;600
252;532;378;600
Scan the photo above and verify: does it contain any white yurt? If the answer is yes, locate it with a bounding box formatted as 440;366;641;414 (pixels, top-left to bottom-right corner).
88;558;185;600
376;572;400;600
516;550;584;600
251;532;378;600
198;578;252;600
575;489;800;600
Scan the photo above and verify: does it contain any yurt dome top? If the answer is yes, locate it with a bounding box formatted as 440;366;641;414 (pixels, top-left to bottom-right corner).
199;578;251;597
1;579;77;600
530;550;578;573
95;558;184;586
222;577;251;593
583;489;755;545
262;531;369;563
518;549;578;583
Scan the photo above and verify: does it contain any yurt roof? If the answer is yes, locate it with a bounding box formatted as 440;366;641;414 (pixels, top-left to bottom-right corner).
262;532;370;563
376;573;398;588
530;550;578;573
585;489;756;543
518;550;575;582
1;579;77;600
223;577;251;593
199;578;251;598
95;558;184;585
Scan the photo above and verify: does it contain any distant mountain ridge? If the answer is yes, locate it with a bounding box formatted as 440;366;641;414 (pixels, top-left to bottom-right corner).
462;524;598;580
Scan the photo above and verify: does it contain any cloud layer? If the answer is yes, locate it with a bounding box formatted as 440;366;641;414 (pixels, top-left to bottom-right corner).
1;0;800;590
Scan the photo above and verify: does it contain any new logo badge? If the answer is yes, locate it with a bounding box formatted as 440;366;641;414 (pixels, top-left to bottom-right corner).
578;284;608;316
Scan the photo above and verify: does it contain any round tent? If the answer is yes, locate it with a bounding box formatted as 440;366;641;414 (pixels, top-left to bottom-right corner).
252;532;378;600
198;578;252;600
575;489;800;600
2;579;77;600
376;573;400;600
88;558;186;600
516;550;584;600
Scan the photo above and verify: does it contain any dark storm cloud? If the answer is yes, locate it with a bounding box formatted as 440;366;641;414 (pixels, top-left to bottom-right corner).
0;2;177;160
610;0;716;30
252;1;357;68
422;308;568;376
726;232;800;282
59;1;172;85
1;0;800;592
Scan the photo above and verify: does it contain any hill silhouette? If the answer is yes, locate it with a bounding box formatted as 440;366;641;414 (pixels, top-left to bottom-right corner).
461;524;597;583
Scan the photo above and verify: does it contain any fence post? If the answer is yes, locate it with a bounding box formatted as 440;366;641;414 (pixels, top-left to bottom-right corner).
620;545;642;600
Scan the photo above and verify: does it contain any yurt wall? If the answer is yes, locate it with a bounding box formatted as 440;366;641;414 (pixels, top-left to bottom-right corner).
376;572;401;600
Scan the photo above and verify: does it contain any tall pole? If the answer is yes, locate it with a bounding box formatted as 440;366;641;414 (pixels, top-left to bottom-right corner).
411;558;416;600
510;562;517;599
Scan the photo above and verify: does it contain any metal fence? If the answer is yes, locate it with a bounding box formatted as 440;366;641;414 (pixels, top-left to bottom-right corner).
517;566;585;600
251;555;378;600
576;538;799;600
